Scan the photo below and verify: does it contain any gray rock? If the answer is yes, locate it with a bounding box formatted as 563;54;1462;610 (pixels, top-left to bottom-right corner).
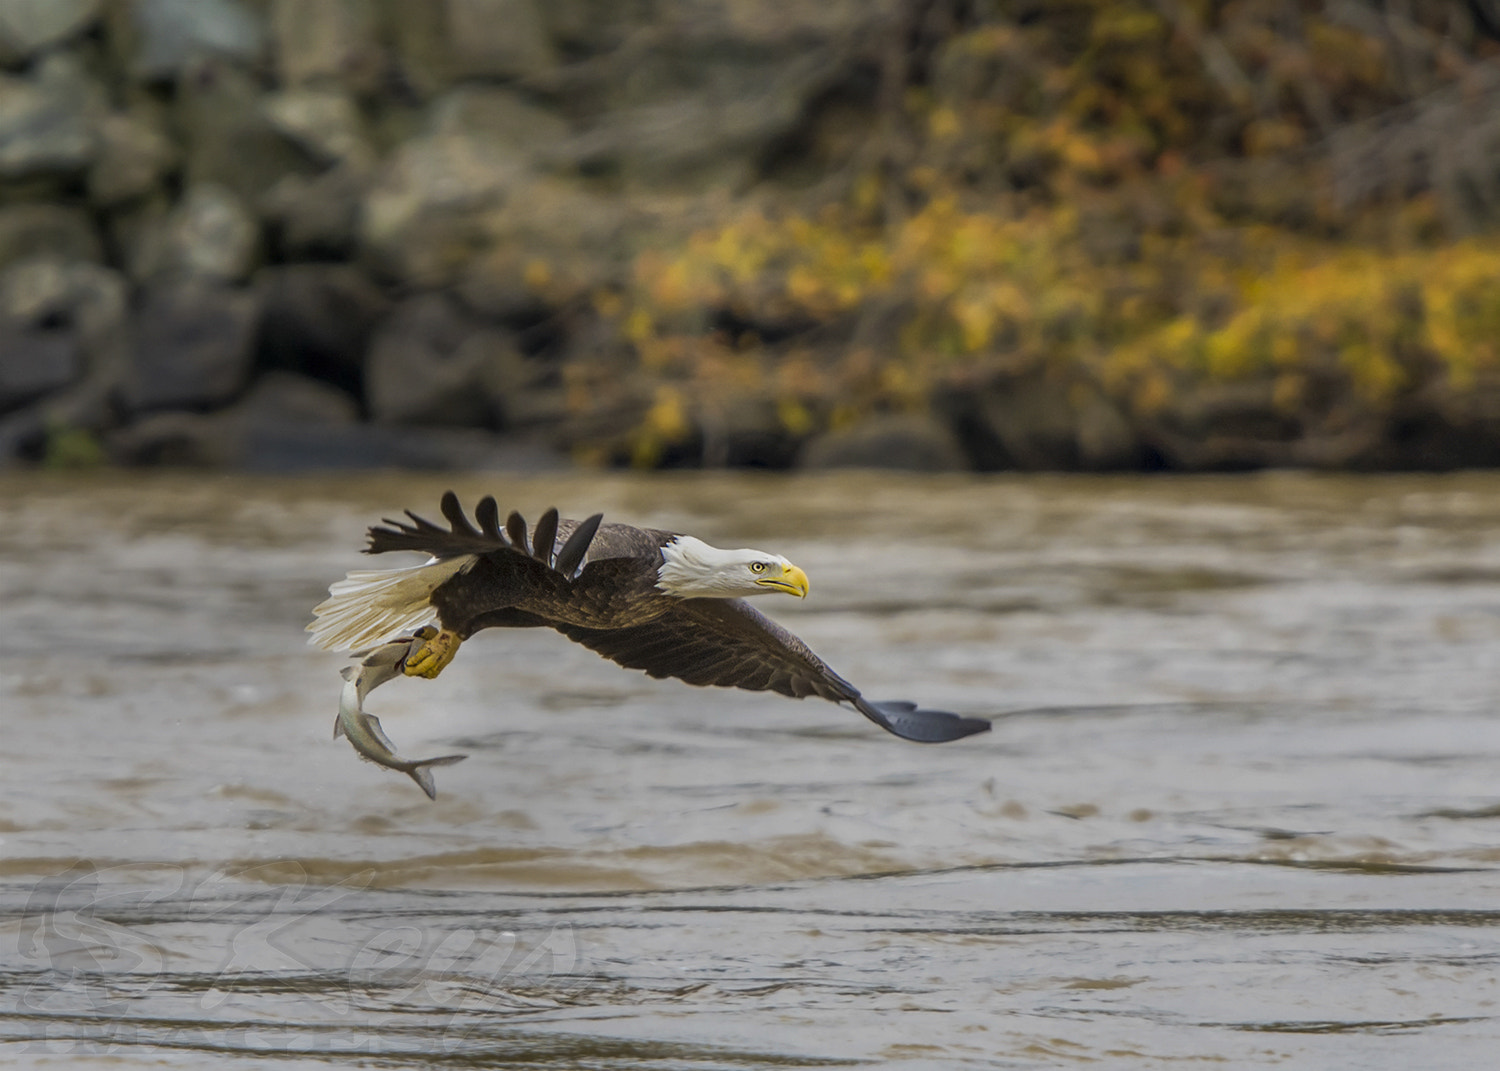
0;204;100;272
108;194;168;279
111;398;570;471
798;413;970;472
454;246;547;322
1074;390;1144;470
0;256;127;345
0;0;102;62
0;257;127;414
126;280;261;411
0;55;103;180
0;257;126;466
131;0;264;81
110;370;356;467
259;164;366;259
359;138;521;286
270;0;381;93
456;175;629;311
360;88;571;284
936;373;1144;471
446;0;556;79
0;322;77;412
235;370;359;427
133;183;261;282
378;2;450;100
87;109;177;207
363;293;495;426
262;89;373;168
573;23;858;189
255;263;389;389
106;409;227;466
237;423;571;471
537;0;636;52
429;86;570;146
660;0;899;46
700;398;803;468
176;59;314;202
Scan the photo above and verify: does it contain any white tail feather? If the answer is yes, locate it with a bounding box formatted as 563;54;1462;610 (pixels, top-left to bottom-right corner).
306;555;476;651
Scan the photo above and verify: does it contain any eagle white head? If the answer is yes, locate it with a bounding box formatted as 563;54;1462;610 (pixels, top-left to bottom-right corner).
656;536;810;599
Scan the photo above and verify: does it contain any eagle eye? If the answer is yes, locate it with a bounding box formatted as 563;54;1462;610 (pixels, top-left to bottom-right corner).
750;561;768;573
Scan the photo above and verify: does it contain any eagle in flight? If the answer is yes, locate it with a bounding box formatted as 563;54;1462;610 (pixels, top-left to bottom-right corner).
308;492;991;743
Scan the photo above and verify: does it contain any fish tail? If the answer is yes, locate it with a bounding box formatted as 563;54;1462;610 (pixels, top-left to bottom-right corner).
406;754;468;800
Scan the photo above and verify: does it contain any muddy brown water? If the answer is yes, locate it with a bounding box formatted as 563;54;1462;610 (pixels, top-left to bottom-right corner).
5;471;1500;1069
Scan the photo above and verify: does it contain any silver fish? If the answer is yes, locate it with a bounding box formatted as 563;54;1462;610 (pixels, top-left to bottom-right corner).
334;631;466;800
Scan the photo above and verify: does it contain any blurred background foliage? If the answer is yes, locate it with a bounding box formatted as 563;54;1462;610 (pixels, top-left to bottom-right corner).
5;0;1500;471
611;0;1500;469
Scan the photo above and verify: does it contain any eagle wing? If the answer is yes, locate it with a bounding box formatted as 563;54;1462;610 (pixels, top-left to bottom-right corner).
310;493;606;651
553;598;991;743
366;490;603;575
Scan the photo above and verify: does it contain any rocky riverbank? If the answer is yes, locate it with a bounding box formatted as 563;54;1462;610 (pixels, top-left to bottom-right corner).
4;1;1500;473
2;0;844;470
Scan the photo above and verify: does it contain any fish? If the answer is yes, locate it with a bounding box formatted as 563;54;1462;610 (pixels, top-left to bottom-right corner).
334;628;466;800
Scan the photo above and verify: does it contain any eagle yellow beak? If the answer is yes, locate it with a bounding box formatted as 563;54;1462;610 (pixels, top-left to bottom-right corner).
757;563;809;598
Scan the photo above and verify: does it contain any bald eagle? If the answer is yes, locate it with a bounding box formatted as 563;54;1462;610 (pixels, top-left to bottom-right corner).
308;492;990;743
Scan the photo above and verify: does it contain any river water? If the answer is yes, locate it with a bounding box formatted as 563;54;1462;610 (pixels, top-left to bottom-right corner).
4;471;1500;1068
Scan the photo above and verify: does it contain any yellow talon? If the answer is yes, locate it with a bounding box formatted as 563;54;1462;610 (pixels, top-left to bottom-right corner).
403;626;462;679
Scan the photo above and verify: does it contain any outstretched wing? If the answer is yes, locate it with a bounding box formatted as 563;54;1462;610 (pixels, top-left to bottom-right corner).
553;599;990;743
310;493;603;650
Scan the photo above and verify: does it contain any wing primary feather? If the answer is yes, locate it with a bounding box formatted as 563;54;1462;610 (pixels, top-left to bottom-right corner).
554;513;603;577
532;508;559;568
440;491;479;537
853;697;991;743
505;511;530;555
401;510;441;534
476;496;501;540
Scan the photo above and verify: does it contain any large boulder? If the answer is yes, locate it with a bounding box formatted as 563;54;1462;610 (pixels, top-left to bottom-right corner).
174;59;315;202
457;175;631;314
0;256;127;417
0;0;102;64
255;263;389;392
0;54;103;182
0;204;100;272
798;413;970;472
86;109;177;208
662;0;901;46
359;88;568;285
131;183;261;282
128;0;264;82
363;293;496;426
260;164;367;260
110;371;356;467
111;372;569;472
935;371;1145;471
0;313;78;414
564;2;899;190
125;280;261;412
262;89;373;168
585;55;826;188
270;0;382;94
377;3;451;100
445;0;555;80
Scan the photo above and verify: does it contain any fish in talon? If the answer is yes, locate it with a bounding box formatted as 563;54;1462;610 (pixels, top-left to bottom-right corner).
333;633;467;800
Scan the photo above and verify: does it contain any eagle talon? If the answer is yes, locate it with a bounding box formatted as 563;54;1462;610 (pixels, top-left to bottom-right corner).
403;627;461;679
